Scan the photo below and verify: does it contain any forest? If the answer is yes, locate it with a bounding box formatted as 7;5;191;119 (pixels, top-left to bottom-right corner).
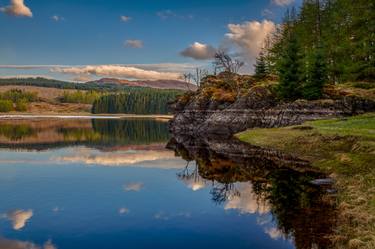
0;78;183;114
92;89;182;114
254;0;374;100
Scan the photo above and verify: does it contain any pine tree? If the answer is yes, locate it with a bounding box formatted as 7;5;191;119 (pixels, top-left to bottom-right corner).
276;31;303;100
254;51;268;80
303;45;327;99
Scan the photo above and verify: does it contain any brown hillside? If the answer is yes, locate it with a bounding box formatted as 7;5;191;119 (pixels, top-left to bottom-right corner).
90;78;197;91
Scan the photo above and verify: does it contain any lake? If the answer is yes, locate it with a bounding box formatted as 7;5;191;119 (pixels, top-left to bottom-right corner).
0;118;336;249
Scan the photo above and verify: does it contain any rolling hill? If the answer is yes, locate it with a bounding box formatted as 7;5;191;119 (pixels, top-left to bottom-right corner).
88;78;197;91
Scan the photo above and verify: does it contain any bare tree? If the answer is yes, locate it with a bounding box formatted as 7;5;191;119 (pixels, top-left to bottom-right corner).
212;51;246;98
213;50;245;74
192;68;209;87
183;73;193;91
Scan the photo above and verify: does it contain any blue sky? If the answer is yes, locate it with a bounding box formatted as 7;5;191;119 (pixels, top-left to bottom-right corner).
0;0;301;81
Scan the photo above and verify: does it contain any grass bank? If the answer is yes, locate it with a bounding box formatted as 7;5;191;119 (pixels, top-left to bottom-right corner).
236;114;375;249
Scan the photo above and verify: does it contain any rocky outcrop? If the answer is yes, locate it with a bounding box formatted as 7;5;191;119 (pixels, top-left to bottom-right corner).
169;85;375;137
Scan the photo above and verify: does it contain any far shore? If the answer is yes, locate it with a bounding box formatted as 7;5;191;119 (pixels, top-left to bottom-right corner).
0;113;173;120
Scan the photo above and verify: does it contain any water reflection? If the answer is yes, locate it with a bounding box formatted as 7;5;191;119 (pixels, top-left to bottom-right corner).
168;136;337;249
0;237;57;249
2;210;33;231
0;118;170;150
55;147;179;167
0;119;337;249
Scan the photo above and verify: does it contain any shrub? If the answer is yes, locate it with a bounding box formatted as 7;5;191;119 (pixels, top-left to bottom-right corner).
1;89;37;102
212;88;236;103
60;90;101;104
15;100;28;112
0;99;14;112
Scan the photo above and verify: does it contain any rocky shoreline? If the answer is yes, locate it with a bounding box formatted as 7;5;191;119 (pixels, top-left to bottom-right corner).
169;85;375;137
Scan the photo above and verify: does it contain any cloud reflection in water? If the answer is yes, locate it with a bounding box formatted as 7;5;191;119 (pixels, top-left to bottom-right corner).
2;209;33;230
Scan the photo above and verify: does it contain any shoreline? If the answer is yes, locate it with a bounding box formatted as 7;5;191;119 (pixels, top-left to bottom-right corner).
0;113;173;120
236;114;375;248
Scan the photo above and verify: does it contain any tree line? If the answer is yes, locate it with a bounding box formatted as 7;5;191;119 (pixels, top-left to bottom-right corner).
254;0;374;100
92;88;182;114
0;77;143;92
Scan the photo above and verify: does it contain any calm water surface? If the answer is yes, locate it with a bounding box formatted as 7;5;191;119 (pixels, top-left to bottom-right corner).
0;118;335;249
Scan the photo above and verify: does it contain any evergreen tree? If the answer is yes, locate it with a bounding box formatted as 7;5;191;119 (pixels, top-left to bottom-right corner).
254;51;268;80
276;31;303;100
92;89;181;114
265;0;374;90
303;45;327;99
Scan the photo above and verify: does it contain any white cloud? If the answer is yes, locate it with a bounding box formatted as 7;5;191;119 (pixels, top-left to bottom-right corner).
262;9;274;19
3;209;33;230
127;63;201;73
225;20;276;68
0;64;200;81
0;63;199;73
124;39;143;48
118;207;130;215
156;10;193;20
180;42;217;60
51;15;64;22
52;207;61;212
123;182;143;192
272;0;295;6
157;10;175;19
51;65;181;80
0;0;32;17
154;211;169;220
120;15;132;22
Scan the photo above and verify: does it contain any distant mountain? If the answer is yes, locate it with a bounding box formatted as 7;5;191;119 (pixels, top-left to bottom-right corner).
88;78;197;91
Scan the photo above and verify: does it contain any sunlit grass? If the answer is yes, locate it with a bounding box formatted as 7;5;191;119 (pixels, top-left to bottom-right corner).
236;113;375;248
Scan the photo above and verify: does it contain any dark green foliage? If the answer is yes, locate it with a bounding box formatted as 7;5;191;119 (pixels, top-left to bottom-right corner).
254;52;269;80
92;89;181;114
91;119;170;145
303;46;327;100
276;32;303;100
267;0;374;100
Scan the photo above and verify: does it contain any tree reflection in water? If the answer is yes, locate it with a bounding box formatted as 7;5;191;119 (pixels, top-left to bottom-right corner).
0;118;171;150
168;136;337;249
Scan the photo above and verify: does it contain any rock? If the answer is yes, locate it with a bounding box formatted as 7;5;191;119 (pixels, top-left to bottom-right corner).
310;178;335;185
169;85;375;137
